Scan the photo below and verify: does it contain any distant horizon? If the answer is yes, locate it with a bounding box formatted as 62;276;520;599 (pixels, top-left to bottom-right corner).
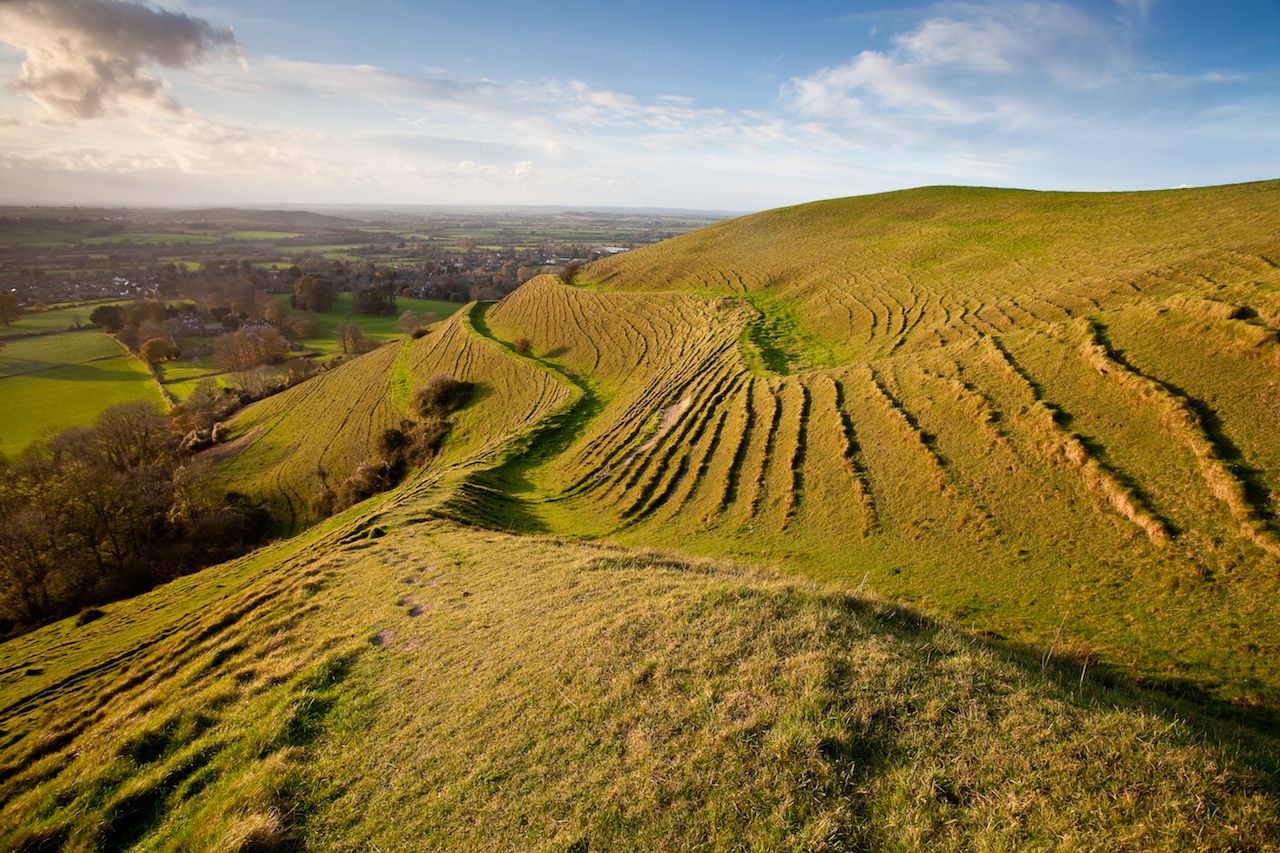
1;1;1278;208
1;176;1277;218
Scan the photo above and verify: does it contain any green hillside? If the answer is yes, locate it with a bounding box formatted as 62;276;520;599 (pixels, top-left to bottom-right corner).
2;518;1276;850
4;182;1280;848
480;181;1280;712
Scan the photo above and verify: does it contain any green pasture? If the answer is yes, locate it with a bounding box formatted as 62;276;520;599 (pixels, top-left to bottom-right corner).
274;293;463;356
0;333;163;456
82;232;221;246
223;230;304;240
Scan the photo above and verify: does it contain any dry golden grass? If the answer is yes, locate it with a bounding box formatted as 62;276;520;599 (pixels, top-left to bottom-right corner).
1;520;1276;850
6;182;1280;847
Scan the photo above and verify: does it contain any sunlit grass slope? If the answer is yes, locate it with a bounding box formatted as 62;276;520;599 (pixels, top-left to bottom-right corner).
480;182;1280;715
589;181;1280;365
208;182;1280;713
214;304;572;529
1;513;1276;850
9;181;1277;847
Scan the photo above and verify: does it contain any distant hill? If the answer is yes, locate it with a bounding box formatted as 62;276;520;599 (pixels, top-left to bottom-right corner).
162;208;358;228
3;181;1279;848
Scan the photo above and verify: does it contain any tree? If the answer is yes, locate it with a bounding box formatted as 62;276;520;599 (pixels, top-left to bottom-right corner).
139;337;180;364
262;298;289;327
0;404;271;631
353;286;396;315
213;325;289;371
0;293;20;326
561;262;581;285
93;401;173;472
291;275;334;311
335;322;365;355
89;304;125;332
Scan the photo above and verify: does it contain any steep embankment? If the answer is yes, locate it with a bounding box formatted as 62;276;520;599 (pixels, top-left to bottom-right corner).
480;183;1280;714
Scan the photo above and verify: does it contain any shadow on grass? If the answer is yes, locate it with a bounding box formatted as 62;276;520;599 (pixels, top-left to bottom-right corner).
827;592;1280;789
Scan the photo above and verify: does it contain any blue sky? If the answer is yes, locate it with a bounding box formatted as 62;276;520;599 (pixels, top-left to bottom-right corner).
0;0;1277;209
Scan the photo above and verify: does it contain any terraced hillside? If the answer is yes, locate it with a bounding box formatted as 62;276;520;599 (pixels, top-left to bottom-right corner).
214;307;574;530
4;181;1280;848
202;181;1280;710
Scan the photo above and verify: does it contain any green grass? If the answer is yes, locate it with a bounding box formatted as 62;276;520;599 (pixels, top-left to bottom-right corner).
0;331;124;378
0;519;1275;850
223;230;303;240
82;232;220;246
4;182;1280;846
275;293;463;356
740;291;849;374
2;302;112;336
0;333;164;455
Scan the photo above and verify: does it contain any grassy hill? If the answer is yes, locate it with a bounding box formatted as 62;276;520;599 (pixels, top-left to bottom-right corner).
3;181;1280;847
477;182;1280;715
1;517;1276;850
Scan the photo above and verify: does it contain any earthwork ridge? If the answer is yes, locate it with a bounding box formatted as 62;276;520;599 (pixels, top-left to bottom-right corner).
222;183;1280;711
3;182;1280;849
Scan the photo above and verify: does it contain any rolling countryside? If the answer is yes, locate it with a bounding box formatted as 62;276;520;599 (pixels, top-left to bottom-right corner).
3;182;1279;849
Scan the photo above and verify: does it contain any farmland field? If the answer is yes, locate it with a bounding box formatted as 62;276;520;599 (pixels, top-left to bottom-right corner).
0;301;119;336
273;293;463;356
0;331;164;455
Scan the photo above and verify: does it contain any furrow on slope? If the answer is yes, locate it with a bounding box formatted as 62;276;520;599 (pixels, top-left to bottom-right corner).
1079;319;1280;558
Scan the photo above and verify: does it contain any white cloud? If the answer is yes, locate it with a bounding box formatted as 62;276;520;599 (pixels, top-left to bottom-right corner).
0;0;1269;208
0;0;237;119
787;1;1122;133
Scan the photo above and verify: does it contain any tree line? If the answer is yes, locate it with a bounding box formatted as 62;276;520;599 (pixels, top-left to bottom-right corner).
0;402;272;635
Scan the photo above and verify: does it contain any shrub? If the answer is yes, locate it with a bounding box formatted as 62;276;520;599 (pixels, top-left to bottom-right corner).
407;417;451;463
75;608;106;627
414;374;473;419
378;427;410;458
334;460;398;509
398;309;423;333
285;317;318;339
514;337;533;355
139;337;180;364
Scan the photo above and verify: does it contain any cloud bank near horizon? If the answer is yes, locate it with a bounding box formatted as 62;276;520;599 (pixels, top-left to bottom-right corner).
0;0;1274;208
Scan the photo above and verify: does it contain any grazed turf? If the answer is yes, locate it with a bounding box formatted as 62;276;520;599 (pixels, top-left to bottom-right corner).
5;182;1279;849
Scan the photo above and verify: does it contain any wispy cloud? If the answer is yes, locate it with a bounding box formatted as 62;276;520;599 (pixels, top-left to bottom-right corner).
787;1;1124;135
0;0;1270;207
1114;0;1157;21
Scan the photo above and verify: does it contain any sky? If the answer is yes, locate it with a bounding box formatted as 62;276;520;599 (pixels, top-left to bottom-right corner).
0;0;1277;210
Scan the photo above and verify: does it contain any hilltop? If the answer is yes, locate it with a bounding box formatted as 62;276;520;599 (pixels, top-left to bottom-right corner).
2;181;1280;848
